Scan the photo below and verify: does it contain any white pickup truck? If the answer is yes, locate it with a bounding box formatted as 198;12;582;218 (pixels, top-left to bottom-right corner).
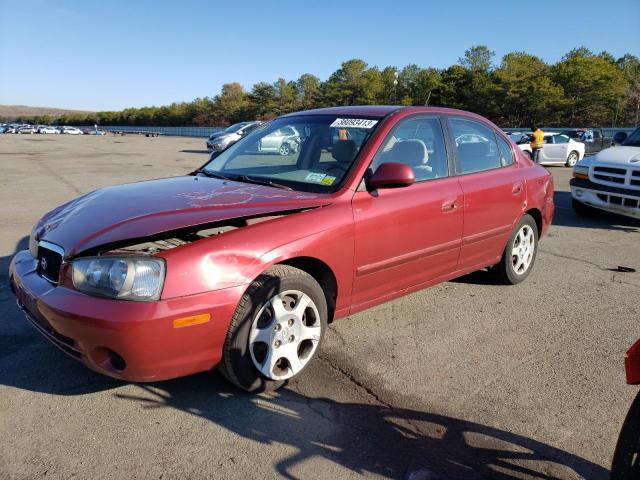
570;128;640;219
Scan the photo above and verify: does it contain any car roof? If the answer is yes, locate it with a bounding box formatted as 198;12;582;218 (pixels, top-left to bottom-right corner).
281;105;492;120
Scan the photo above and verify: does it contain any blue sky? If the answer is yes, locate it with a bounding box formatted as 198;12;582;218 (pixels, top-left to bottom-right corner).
1;0;638;111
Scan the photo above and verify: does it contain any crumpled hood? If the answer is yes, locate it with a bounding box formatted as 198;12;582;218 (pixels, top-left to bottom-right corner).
591;146;640;166
35;176;328;258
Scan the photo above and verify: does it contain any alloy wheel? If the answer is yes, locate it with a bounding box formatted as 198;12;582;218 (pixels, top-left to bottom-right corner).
511;225;535;275
248;290;322;380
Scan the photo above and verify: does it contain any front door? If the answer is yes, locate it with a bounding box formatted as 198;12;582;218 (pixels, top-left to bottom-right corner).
351;115;463;309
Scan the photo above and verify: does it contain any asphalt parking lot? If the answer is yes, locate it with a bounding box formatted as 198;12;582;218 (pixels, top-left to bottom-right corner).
1;134;639;480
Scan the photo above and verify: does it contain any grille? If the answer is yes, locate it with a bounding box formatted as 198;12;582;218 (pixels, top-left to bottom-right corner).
596;193;640;209
591;166;640;190
37;242;63;283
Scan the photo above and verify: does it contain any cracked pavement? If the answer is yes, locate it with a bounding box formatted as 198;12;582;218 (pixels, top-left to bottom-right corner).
1;135;639;479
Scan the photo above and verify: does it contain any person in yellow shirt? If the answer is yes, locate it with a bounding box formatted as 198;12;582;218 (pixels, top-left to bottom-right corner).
530;126;544;163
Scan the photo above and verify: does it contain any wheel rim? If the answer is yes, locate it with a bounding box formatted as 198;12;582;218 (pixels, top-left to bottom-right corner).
567;152;578;166
249;290;321;380
511;225;535;275
279;144;290;155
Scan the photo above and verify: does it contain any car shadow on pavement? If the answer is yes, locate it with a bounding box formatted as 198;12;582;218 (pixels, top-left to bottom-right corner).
0;237;611;480
113;373;609;480
180;149;212;154
552;191;640;233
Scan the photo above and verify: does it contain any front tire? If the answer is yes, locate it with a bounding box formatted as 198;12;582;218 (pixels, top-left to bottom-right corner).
219;265;327;393
491;214;538;285
279;143;291;156
566;151;579;167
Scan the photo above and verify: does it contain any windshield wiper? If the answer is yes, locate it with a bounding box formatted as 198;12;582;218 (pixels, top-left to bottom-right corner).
197;169;233;181
197;170;292;190
236;175;293;190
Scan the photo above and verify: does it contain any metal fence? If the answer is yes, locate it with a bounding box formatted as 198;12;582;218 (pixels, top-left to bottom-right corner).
86;125;637;139
502;127;636;137
91;125;225;137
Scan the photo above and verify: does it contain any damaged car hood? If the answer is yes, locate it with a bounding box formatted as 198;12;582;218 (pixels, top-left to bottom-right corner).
35;175;329;257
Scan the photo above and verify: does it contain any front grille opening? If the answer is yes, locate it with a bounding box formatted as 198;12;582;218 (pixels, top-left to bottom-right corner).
594;174;625;184
610;195;623;205
594;166;626;175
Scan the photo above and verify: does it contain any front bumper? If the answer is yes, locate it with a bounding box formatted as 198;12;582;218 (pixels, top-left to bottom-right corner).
570;178;640;219
9;250;246;382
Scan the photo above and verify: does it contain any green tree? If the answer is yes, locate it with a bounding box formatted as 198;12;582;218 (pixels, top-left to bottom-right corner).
322;59;383;105
552;47;628;125
459;45;495;71
296;73;322;110
214;82;249;124
493;52;565;126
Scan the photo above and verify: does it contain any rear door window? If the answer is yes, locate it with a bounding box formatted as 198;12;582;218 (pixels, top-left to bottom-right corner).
448;118;501;174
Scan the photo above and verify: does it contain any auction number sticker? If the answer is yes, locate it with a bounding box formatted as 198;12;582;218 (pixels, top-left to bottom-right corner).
330;118;378;129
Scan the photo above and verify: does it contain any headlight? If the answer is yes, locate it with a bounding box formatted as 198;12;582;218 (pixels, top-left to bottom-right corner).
573;165;589;180
29;223;39;257
72;257;165;301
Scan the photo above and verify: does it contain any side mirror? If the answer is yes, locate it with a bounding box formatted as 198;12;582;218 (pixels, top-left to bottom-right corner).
613;131;627;146
367;162;415;190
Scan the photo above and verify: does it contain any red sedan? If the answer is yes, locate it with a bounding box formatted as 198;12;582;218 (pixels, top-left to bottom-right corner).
9;106;554;392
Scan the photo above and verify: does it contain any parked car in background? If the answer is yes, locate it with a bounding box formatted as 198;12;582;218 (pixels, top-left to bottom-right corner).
9;105;553;392
39;126;60;134
59;126;83;135
517;132;585;167
570;126;640;218
561;129;613;155
258;125;301;155
206;121;262;151
17;125;36;134
5;124;19;133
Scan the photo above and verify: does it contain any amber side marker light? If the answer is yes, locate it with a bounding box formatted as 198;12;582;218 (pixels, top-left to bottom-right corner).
573;171;589;180
173;313;211;328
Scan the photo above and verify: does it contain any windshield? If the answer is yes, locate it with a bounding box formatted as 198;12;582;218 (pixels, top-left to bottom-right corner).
224;122;247;133
202;115;380;193
623;128;640;147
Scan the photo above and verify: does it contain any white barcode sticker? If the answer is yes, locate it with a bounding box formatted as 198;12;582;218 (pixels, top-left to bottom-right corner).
330;118;378;129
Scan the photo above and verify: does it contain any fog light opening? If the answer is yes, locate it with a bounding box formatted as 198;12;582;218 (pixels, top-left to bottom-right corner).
108;350;127;371
575;189;583;198
91;347;127;372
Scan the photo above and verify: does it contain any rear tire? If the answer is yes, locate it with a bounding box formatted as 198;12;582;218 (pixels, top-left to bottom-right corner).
219;265;327;393
572;198;600;216
491;214;538;285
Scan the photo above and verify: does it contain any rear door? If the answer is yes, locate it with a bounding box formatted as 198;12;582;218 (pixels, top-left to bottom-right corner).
446;116;525;270
351;115;463;308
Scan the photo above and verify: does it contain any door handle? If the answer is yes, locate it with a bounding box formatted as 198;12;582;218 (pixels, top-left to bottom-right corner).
442;200;458;212
512;182;524;195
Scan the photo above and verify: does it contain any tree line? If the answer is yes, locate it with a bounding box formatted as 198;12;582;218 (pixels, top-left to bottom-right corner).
9;46;640;128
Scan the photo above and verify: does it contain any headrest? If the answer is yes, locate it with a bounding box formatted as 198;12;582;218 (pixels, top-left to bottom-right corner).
332;140;357;164
390;139;428;166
